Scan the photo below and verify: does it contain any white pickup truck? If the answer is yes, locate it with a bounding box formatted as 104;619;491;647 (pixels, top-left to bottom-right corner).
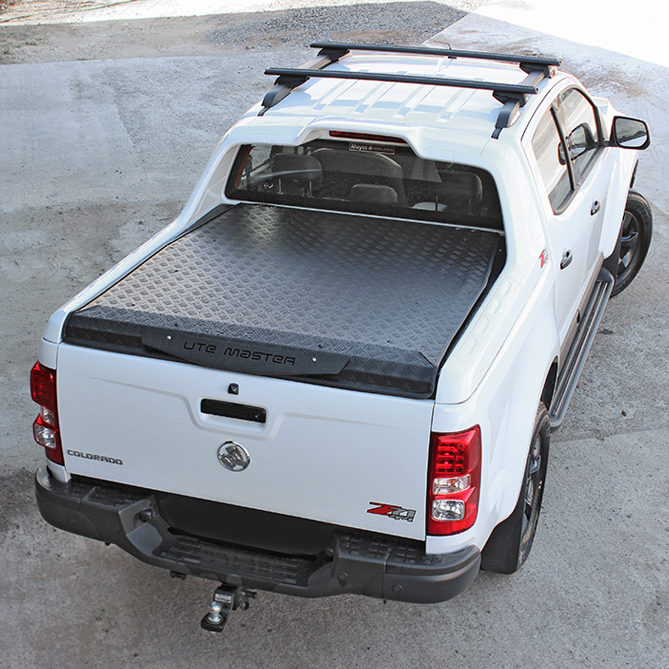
31;43;652;630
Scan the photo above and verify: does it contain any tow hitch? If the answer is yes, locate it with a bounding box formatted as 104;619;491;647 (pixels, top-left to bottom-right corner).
200;584;257;633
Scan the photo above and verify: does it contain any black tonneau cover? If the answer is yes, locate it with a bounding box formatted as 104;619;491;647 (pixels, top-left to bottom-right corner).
64;204;502;398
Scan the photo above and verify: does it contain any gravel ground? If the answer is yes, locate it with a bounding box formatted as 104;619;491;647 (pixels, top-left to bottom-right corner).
206;2;469;45
0;1;472;63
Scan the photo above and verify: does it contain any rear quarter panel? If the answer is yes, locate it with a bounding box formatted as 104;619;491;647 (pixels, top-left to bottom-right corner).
427;259;558;555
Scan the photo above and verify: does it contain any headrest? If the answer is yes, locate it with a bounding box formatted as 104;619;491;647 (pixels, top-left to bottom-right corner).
350;184;399;204
271;154;323;184
314;148;403;178
435;172;483;204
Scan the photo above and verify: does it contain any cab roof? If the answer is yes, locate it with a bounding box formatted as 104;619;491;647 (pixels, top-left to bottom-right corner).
242;43;562;144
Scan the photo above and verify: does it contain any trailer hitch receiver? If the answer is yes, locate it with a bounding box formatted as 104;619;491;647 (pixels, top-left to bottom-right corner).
200;584;257;633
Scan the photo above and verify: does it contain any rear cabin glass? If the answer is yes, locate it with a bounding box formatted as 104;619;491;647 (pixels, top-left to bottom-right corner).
225;139;503;230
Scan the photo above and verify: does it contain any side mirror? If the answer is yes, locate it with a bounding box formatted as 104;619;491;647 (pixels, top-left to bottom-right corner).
557;124;594;164
566;124;592;160
611;116;651;150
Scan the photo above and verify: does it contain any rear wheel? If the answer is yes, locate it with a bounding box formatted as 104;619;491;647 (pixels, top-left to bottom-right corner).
481;403;550;574
610;190;652;296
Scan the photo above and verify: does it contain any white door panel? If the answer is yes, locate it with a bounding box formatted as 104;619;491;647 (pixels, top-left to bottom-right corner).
524;87;612;340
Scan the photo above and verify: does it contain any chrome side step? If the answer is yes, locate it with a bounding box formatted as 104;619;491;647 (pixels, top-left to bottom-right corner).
549;268;615;431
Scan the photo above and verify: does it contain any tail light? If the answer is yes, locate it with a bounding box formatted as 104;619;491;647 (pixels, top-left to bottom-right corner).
427;427;481;535
30;362;64;466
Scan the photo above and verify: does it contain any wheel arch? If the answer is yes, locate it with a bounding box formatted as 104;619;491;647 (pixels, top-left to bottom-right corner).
599;151;639;259
541;358;559;415
608;189;653;296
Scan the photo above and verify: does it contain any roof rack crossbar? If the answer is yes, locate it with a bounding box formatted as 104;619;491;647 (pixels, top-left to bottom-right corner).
259;43;559;135
259;50;344;115
491;68;549;138
264;67;538;98
310;42;561;72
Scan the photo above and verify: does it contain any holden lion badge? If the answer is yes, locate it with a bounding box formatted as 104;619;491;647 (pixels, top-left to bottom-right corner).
217;441;251;472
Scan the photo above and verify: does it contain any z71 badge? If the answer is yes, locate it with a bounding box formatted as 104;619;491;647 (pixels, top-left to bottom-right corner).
367;502;416;522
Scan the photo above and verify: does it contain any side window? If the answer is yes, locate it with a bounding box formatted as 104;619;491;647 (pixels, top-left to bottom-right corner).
532;109;571;211
531;88;602;212
558;88;600;182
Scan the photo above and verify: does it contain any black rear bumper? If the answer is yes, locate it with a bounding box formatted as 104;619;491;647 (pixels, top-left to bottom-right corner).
35;466;480;604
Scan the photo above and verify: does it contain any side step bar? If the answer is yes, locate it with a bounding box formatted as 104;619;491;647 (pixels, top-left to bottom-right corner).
549;268;615;430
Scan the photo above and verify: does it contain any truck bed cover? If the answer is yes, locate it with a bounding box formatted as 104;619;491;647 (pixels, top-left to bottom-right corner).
64;204;502;398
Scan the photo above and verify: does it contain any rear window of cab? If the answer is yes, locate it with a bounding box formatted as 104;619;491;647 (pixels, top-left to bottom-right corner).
226;138;503;230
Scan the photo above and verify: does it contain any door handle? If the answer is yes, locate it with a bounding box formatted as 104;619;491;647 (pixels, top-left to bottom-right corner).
560;250;573;269
590;200;601;215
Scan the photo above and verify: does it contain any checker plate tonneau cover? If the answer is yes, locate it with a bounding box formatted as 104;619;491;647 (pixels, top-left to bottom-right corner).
64;204;502;398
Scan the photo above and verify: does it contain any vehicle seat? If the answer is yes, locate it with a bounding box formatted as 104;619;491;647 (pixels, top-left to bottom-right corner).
312;148;407;205
438;172;484;209
413;172;483;214
271;153;323;196
350;184;399;205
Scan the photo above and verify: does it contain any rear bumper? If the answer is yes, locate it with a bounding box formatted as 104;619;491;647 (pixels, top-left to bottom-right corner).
35;466;480;604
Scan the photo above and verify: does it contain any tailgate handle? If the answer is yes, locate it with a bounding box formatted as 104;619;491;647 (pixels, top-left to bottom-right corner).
201;399;267;424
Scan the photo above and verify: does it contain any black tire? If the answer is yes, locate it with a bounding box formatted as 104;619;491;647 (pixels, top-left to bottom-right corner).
610;190;652;297
481;403;550;574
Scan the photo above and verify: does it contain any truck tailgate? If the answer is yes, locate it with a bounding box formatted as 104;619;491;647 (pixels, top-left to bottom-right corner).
56;344;434;540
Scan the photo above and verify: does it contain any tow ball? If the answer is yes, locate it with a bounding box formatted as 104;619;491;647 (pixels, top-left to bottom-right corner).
200;584;257;633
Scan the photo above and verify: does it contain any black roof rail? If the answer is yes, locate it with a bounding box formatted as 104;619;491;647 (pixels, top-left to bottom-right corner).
259;42;560;136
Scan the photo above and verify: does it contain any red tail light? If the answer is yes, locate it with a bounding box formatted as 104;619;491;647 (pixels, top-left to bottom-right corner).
427;427;481;535
30;362;64;466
